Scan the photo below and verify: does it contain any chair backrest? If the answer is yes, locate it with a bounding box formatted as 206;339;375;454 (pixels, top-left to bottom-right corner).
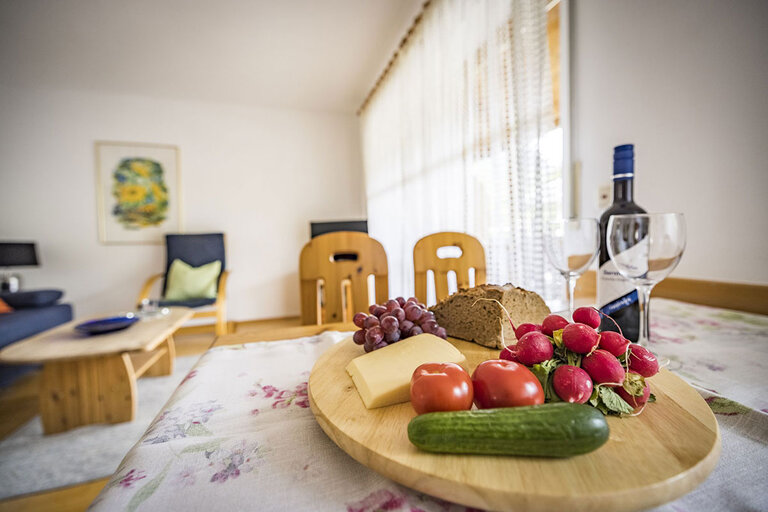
413;232;486;304
163;233;226;295
299;231;388;325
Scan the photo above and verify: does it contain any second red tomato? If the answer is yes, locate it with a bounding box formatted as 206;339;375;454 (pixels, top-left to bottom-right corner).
471;359;544;409
410;362;473;415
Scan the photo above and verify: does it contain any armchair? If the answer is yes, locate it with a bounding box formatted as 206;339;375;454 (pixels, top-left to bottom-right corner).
137;233;230;335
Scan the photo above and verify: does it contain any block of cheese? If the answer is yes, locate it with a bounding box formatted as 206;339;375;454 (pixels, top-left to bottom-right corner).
345;333;466;409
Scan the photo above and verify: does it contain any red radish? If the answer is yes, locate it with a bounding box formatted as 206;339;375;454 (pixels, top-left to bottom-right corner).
552;365;593;404
599;331;631;357
541;314;569;336
572;307;601;329
515;332;554;366
499;345;519;362
628;345;660;377
617;373;651;408
561;323;600;354
582;349;625;386
514;323;542;340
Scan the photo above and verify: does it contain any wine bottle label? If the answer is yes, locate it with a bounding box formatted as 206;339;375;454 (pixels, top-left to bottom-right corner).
598;259;638;314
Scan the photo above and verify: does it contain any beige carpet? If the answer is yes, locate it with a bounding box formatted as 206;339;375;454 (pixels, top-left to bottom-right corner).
0;355;199;499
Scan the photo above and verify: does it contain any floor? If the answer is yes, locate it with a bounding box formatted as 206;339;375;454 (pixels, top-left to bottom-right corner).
0;317;301;512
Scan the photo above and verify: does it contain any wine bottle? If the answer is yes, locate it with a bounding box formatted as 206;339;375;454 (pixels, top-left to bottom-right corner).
598;144;646;342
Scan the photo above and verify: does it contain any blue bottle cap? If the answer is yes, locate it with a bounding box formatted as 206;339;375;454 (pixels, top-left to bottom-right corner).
613;144;634;179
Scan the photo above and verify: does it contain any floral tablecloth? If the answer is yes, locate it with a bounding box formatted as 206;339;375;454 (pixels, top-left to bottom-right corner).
91;299;768;512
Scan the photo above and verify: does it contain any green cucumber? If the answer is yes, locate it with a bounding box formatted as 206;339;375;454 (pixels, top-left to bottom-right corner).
407;403;609;458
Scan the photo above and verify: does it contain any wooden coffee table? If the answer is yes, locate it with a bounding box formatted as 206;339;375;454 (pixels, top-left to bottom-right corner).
0;307;193;434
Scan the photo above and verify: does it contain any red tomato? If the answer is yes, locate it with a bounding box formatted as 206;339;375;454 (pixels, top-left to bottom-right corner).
410;363;473;415
471;359;544;409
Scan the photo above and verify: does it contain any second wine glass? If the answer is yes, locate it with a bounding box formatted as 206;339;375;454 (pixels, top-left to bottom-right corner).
544;218;600;315
606;213;686;347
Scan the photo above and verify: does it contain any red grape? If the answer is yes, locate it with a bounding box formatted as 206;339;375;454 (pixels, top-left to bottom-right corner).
396;297;406;307
380;316;399;334
422;319;438;334
363;316;379;329
365;326;383;345
400;320;414;333
353;313;367;328
385;329;401;343
368;304;377;314
385;299;399;312
435;326;447;339
392;308;406;323
372;306;387;317
352;329;365;345
420;311;435;324
410;326;423;336
405;305;422;322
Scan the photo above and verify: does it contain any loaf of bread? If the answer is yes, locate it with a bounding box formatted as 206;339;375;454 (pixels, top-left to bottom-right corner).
429;284;551;349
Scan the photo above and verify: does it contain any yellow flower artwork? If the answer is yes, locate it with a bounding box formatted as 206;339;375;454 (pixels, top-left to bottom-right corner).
111;158;169;229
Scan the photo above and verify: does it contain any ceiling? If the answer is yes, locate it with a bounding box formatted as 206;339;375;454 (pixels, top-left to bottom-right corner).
0;0;422;113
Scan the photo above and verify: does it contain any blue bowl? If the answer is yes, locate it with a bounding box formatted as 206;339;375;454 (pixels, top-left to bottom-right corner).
74;315;139;335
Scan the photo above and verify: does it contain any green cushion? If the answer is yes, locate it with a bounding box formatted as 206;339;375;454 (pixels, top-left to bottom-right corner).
164;259;221;301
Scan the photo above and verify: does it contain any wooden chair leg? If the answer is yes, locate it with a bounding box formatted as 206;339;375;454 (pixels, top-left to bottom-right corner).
144;336;176;377
215;303;228;335
39;353;137;435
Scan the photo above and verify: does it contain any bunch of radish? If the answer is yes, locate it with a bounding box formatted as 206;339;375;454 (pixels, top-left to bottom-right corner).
499;307;659;416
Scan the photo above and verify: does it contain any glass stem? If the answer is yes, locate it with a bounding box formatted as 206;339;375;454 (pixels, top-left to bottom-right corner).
636;284;654;346
567;275;577;316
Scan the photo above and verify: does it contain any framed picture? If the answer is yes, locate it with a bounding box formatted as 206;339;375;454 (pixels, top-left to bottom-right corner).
95;141;182;244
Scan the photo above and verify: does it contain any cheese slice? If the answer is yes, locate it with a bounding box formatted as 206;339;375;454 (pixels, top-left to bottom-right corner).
345;333;466;409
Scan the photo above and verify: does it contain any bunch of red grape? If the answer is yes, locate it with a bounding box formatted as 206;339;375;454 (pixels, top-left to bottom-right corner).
353;296;447;352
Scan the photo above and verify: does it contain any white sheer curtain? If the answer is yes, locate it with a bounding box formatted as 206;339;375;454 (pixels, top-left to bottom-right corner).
360;0;562;306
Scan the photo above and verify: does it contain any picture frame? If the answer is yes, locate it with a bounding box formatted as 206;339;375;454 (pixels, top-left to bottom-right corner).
95;141;183;244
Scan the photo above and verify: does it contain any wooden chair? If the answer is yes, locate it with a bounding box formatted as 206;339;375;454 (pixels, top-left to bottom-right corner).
137;233;230;335
299;231;388;325
413;232;486;304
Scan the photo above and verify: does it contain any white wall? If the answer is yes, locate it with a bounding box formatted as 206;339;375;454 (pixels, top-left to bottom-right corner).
571;0;768;284
0;85;365;320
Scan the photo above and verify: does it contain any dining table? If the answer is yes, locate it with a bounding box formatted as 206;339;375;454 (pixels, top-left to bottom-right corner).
89;298;768;511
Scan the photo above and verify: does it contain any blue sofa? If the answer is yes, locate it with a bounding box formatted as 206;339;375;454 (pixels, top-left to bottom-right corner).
0;290;73;387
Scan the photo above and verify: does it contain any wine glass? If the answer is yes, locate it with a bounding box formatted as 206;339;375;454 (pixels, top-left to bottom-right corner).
606;213;686;347
544;218;600;315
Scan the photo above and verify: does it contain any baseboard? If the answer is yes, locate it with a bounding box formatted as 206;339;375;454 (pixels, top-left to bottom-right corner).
175;316;301;336
576;271;768;315
233;316;301;331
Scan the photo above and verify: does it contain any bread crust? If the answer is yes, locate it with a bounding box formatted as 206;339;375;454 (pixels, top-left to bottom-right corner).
429;284;551;349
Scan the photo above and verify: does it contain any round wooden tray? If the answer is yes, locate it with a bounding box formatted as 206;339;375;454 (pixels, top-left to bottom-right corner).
308;337;721;512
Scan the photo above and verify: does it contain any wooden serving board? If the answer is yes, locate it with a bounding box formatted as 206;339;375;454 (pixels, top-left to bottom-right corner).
308;337;721;512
